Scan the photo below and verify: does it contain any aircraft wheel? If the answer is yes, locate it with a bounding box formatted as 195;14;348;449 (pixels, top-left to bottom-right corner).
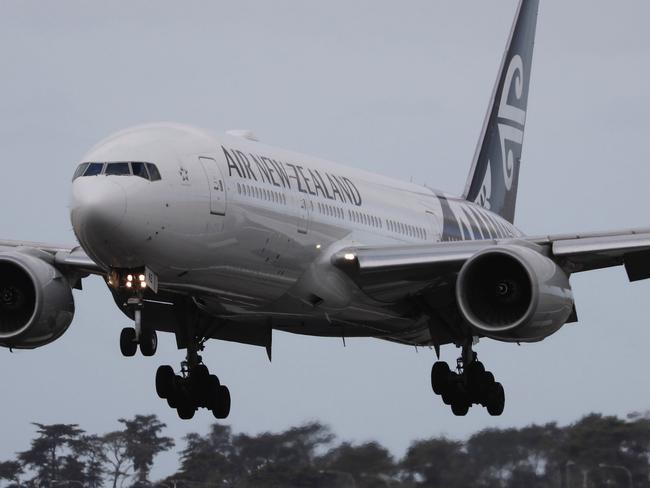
486;382;505;416
139;328;158;357
166;375;184;408
466;361;485;392
177;404;195;420
440;377;458;405
213;385;231;419
206;375;221;410
120;327;137;357
155;365;175;399
431;361;452;395
451;400;470;416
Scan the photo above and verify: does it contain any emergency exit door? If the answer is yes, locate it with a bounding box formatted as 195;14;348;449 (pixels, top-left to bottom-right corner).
199;156;227;215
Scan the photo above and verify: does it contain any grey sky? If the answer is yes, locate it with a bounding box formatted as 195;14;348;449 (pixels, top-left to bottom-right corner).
1;0;650;479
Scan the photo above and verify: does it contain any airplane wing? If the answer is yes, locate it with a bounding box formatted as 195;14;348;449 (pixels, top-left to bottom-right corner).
331;228;650;302
0;239;104;275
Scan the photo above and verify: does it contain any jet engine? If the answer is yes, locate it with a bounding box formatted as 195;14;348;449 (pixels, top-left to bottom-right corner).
456;244;573;342
0;250;75;349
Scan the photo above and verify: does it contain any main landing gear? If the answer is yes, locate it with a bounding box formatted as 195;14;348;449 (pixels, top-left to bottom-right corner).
430;342;505;416
156;341;231;420
156;361;231;420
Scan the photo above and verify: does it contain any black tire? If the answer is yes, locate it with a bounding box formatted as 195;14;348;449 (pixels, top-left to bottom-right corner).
189;365;211;406
477;371;496;404
139;328;158;357
431;362;451;395
213;385;231;419
440;373;459;405
207;375;221;410
451;401;470;416
120;328;137;357
193;364;210;382
486;382;505;416
167;375;184;408
466;361;485;390
482;371;496;386
177;404;195;420
155;365;175;399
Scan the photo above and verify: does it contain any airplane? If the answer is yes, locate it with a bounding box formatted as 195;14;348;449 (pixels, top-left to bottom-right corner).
1;0;649;419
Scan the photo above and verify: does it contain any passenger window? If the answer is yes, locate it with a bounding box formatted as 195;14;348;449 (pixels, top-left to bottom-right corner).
105;162;131;175
84;163;104;176
146;163;162;181
132;162;150;180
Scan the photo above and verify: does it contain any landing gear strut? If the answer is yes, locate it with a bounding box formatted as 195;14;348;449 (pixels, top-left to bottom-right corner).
430;341;505;416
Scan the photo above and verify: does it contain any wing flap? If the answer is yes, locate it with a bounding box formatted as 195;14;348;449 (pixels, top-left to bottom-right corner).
331;227;650;302
331;241;496;302
540;229;650;279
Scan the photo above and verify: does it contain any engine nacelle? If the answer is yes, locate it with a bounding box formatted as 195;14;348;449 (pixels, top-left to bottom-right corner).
0;250;75;349
456;244;573;342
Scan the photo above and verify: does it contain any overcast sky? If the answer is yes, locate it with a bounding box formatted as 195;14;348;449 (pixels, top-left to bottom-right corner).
1;0;650;479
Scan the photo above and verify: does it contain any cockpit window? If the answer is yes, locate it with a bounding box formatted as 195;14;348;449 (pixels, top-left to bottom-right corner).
146;163;162;181
131;162;149;179
84;163;104;176
73;161;162;181
105;162;131;175
72;163;89;180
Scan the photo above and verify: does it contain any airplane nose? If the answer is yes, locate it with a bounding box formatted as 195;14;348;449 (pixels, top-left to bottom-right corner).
70;179;127;253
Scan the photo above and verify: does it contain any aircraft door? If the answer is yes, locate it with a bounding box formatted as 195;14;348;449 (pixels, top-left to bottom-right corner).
426;210;442;242
198;156;227;215
297;197;310;234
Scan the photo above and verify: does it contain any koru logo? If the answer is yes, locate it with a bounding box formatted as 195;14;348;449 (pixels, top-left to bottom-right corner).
497;54;526;191
475;54;526;207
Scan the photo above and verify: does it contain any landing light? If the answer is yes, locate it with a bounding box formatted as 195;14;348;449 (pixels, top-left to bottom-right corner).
344;253;356;261
139;274;146;282
316;244;321;250
127;274;133;282
140;282;147;289
125;281;133;289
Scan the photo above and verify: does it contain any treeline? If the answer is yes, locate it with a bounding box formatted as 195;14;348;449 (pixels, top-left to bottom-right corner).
1;412;650;488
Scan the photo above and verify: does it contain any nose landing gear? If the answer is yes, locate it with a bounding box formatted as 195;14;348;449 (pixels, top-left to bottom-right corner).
109;269;158;358
430;342;505;416
119;297;158;357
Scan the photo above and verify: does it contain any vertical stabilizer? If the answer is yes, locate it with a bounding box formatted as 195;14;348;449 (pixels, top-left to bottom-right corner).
463;0;539;223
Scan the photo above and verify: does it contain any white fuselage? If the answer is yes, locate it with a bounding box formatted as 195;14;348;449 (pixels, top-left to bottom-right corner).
70;123;520;342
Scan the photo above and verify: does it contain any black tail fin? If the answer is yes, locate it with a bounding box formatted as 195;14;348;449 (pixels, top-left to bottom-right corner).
463;0;539;223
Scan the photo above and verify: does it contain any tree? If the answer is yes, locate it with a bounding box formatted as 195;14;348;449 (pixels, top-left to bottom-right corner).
0;460;23;488
401;437;470;488
18;423;84;487
233;421;334;479
319;441;396;487
103;431;132;488
174;424;238;486
557;414;650;488
75;435;107;488
118;414;174;485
